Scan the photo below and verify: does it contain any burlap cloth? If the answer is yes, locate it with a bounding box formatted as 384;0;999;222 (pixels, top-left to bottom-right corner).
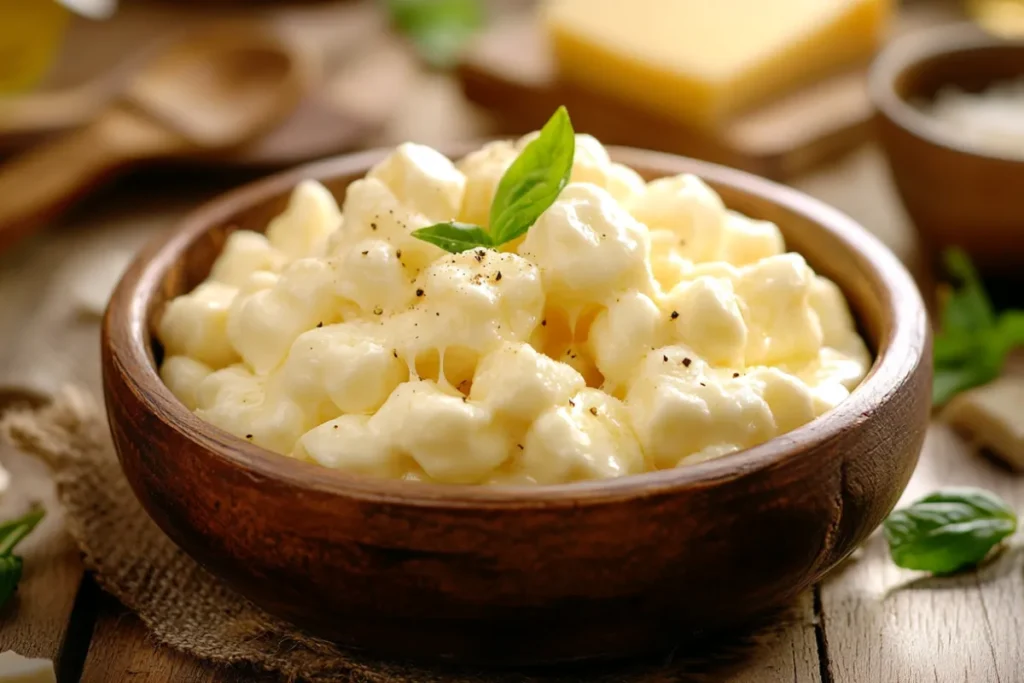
1;388;799;683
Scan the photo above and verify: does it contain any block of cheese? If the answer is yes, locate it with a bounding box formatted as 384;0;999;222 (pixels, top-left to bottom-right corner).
0;652;56;683
543;0;892;128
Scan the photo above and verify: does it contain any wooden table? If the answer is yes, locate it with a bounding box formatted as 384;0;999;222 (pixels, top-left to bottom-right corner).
3;14;1024;683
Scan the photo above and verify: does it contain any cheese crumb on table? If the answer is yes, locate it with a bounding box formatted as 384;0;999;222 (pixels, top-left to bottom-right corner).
943;375;1024;471
0;652;56;683
157;133;871;485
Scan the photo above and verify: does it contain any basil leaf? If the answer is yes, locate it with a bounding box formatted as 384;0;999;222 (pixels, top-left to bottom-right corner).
884;487;1017;574
0;555;23;609
387;0;483;69
488;106;575;246
930;249;1024;406
940;248;995;333
0;506;44;557
412;222;493;254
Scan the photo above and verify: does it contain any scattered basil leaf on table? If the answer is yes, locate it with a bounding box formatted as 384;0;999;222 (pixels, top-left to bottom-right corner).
932;248;1024;406
884;488;1016;575
0;505;45;609
413;106;576;254
386;0;483;69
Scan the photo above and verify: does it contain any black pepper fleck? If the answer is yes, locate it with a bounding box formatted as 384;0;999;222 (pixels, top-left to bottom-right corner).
316;321;323;328
373;306;383;316
361;250;369;256
370;222;378;230
396;249;402;258
541;319;547;326
393;350;399;358
663;355;668;362
517;444;524;450
699;382;706;387
670;311;679;320
589;407;598;416
682;357;692;367
495;271;502;281
569;399;576;407
245;434;253;439
732;372;740;378
416;288;425;297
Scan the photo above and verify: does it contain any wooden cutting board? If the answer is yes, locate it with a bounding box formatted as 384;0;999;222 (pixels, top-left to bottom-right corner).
457;1;963;180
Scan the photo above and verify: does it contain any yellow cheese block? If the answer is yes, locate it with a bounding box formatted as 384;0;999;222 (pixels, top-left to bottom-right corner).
544;0;892;128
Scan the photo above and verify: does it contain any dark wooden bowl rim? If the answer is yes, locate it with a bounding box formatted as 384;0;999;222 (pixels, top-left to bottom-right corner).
869;21;1024;165
107;145;925;508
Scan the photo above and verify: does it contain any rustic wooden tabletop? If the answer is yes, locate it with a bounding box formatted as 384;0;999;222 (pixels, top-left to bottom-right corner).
3;2;1024;681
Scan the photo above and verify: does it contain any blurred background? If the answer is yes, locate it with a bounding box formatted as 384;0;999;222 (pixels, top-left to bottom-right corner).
0;0;1021;390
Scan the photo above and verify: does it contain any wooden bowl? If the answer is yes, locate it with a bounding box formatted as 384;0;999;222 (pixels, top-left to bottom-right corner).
870;23;1024;275
102;146;931;665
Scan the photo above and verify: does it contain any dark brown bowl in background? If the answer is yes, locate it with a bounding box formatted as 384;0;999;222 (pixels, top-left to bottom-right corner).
871;23;1024;275
102;146;931;665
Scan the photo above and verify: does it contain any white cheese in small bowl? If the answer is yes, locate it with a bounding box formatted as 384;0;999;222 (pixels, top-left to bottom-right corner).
925;77;1024;158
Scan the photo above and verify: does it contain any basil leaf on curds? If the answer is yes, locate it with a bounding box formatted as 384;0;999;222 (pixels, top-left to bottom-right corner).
931;249;1024;406
411;221;493;254
0;506;45;609
883;488;1017;575
488;105;576;246
412;106;577;255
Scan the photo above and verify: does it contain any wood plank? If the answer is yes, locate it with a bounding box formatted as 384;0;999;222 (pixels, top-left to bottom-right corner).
78;593;279;683
0;195;92;676
817;423;1024;682
726;592;822;683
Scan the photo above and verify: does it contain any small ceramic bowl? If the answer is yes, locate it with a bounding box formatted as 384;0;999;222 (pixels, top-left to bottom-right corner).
871;23;1024;275
102;146;931;665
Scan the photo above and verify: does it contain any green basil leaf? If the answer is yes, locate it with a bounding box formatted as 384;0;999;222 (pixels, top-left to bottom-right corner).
930;249;1024;406
0;506;44;557
412;221;493;254
940;248;996;333
0;555;23;609
996;311;1024;350
488;106;575;246
387;0;483;69
884;487;1017;574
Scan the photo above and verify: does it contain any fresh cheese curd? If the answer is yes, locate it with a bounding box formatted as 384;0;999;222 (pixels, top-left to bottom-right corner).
158;133;871;485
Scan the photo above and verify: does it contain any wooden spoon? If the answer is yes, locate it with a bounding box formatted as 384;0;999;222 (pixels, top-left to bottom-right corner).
0;24;309;254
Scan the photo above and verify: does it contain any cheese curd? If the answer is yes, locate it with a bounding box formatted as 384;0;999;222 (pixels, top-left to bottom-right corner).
158;133;871;485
